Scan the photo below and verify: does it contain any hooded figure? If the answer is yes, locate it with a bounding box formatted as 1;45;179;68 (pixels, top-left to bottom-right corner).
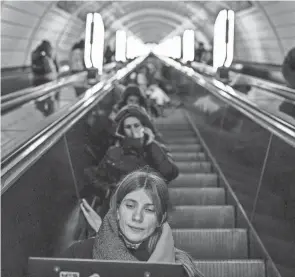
110;85;148;120
31;40;58;86
84;105;179;217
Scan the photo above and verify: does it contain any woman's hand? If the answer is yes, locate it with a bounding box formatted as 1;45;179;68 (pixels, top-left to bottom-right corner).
144;127;155;145
80;199;102;233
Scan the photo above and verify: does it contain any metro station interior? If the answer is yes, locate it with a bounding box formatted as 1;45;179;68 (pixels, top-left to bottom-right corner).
1;1;295;277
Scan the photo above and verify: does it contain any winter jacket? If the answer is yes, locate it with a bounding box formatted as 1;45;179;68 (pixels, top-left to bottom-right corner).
84;105;178;197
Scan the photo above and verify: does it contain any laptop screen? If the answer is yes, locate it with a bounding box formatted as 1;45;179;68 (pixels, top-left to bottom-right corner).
29;257;185;277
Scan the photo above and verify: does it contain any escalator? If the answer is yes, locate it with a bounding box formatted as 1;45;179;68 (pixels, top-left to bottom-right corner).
2;54;295;277
153;108;265;277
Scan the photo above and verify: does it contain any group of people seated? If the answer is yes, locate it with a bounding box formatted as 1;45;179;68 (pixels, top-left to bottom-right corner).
59;62;205;277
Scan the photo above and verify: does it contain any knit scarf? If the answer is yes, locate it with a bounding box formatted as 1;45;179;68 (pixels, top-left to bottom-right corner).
92;208;175;263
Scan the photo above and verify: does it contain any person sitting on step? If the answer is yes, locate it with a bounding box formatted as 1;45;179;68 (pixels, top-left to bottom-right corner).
62;168;204;277
82;105;179;218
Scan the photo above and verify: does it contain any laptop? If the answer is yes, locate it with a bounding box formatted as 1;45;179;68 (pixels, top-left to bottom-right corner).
28;257;185;277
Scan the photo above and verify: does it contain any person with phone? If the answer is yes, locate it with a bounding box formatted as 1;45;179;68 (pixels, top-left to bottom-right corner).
83;105;179;218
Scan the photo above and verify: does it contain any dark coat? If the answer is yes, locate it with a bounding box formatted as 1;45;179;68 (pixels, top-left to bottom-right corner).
83;105;178;203
85;136;179;196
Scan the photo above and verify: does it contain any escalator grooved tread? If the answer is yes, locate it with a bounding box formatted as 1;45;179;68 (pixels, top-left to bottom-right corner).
154;109;268;276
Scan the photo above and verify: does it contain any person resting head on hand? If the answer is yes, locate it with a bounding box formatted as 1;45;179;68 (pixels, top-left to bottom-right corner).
83;105;178;208
63;168;204;277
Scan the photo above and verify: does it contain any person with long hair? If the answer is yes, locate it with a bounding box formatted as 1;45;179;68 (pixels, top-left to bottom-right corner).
62;168;204;277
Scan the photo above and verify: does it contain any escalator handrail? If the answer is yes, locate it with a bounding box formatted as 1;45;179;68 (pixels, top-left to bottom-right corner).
190;61;295;101
1;55;148;194
231;72;295;102
1;72;86;104
1;63;118;105
159;55;295;149
1;73;87;114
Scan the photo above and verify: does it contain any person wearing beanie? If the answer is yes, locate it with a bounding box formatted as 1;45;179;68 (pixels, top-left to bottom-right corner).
109;85;149;120
84;104;179;218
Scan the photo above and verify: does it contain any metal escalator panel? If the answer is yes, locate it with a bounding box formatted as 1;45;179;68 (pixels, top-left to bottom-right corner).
169;173;219;188
168;144;202;152
169;206;235;228
164;137;199;144
175;161;212;173
194;260;265;277
173;229;248;259
171;152;206;161
169;187;225;205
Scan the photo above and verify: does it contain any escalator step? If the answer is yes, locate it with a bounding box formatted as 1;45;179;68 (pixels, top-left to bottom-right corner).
169;144;202;152
160;131;196;138
169;173;218;188
172;229;248;259
169;206;235;228
176;161;212;173
171;152;206;161
194;260;265;277
156;124;192;131
165;137;199;144
169;188;225;205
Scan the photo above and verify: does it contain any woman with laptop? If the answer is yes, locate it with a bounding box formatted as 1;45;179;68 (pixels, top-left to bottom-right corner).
62;168;204;277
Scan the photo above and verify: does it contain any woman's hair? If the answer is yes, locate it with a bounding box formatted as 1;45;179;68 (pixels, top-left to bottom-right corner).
110;167;204;277
110;167;169;226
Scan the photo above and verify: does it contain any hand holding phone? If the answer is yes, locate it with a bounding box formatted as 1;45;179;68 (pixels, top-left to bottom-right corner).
143;127;155;145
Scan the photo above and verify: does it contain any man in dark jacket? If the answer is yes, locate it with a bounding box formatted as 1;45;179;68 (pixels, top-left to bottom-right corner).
84;105;179;217
31;40;58;86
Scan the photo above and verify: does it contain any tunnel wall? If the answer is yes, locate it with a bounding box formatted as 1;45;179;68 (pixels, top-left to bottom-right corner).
234;1;295;64
1;1;84;68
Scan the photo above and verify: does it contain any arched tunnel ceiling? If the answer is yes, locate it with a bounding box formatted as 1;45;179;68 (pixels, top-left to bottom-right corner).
56;1;215;44
101;1;212;43
1;1;295;68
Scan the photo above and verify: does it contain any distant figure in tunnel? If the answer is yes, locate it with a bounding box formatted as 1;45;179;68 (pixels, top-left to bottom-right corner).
31;40;58;86
282;47;295;89
104;45;114;64
62;168;204;277
194;42;206;63
70;39;85;73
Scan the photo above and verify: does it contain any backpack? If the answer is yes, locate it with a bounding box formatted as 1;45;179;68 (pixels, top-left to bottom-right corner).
31;48;52;75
